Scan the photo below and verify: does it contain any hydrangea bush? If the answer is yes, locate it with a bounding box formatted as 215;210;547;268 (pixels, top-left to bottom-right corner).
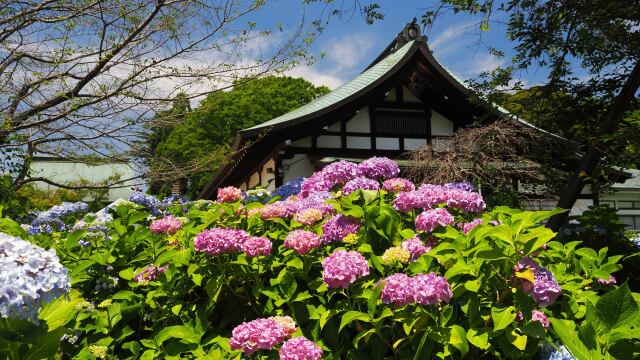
1;156;639;359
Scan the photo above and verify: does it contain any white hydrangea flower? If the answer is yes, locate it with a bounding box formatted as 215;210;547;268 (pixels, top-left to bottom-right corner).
0;233;71;323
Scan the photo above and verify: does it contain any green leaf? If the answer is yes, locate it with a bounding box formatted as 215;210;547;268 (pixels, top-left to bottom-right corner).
39;290;83;330
449;325;469;356
466;328;490;350
155;325;199;345
204;276;224;302
368;283;383;317
339;311;370;332
491;306;516;331
550;318;597;360
506;329;527;351
595;282;639;330
21;327;66;360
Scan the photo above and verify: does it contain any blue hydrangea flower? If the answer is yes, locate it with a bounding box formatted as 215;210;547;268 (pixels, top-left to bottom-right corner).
443;182;475;192
538;344;575;360
28;202;89;234
129;192;163;216
272;177;304;199
0;233;71;323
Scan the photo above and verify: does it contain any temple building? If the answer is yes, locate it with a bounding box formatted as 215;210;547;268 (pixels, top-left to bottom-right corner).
197;21;640;230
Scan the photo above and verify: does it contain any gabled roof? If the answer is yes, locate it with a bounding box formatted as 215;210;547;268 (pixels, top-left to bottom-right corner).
197;21;576;199
241;40;417;137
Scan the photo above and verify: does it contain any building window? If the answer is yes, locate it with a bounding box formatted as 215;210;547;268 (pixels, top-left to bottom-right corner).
373;110;429;136
620;215;640;230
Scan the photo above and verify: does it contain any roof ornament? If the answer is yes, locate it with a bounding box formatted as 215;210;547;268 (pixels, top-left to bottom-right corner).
392;18;424;52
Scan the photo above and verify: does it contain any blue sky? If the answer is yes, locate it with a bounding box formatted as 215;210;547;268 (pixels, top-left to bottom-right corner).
248;0;536;90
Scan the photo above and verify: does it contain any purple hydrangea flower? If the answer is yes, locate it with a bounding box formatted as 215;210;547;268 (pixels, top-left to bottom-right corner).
134;265;167;284
299;172;333;198
240;236;272;257
380;273;414;306
514;257;562;307
194;228;250;256
343;177;380;195
531;309;550;328
596;275;616;286
322;215;360;243
230;318;291;355
382;178;415;192
321;250;370;288
357;157;400;180
443;182;475;192
412;273;453;305
284;230;322;255
322;160;359;185
279;336;323;360
415;208;455;233
401;236;433;262
149;215;183;235
458;218;483;234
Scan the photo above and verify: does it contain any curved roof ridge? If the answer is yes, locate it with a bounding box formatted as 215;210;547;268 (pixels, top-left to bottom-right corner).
240;40;417;137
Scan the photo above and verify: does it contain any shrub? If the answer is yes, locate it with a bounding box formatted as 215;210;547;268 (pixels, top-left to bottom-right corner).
1;157;639;359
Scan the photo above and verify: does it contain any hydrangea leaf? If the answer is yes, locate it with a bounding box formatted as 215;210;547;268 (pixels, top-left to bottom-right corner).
491;306;516;331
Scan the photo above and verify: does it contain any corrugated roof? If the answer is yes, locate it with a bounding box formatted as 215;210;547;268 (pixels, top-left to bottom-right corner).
241;40;416;134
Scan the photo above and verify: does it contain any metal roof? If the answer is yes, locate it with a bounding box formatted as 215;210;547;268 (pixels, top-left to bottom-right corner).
241;40;416;135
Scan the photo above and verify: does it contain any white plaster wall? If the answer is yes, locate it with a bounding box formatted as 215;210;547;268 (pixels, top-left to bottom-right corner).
376;137;400;150
346;136;370;149
404;138;427;150
292;136;312;147
317;135;341;148
327;122;341;131
432;138;453;152
249;172;260;188
260;159;276;191
431;110;454;135
282;154;316;183
569;199;594;217
346;107;370;132
402;86;421;103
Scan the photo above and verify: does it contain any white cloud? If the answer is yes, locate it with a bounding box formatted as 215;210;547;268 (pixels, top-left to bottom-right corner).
286;65;346;89
429;21;478;58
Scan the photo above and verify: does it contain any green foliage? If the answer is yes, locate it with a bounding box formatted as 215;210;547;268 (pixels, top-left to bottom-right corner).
144;77;329;197
1;188;637;359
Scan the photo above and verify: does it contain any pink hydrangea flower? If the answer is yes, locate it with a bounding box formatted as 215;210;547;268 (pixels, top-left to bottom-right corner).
343;177;380;195
294;208;323;226
240;236;272;257
382;178;415;192
322;160;359;185
357;157;400;180
458;218;483;234
445;189;486;213
321;250;370;288
217;186;242;203
284;230;322;255
230;318;291;355
415;208;454;233
393;190;428;212
380;273;414;306
194;228;249;256
322;215;361;243
531;310;550;328
514;257;562;307
413;273;453;305
401;236;433;262
279;337;323;360
299;172;333;198
297;191;335;216
134;265;167;283
150;215;183;235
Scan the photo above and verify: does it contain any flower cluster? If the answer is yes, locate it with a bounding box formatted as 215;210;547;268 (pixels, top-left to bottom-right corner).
294;208;323;225
73;211;114;246
380;272;452;307
279;337;323;360
343;177;380;195
459;218;483;234
194;228;250;256
0;233;71;322
415;208;455;233
531;309;550;328
401;236;432;262
134;265;167;284
243;188;272;203
322;250;370;288
149;215;183;235
357;156;400;180
28;201;89;234
382;178;415;193
284;230;322;255
322;215;361;243
323;160;359;185
443;182;475;192
240;236;272;257
513;257;562;307
230;317;293;355
129;192;163;216
381;246;410;266
272;177;304;199
393;184;485;213
217;186;243;203
596;275;616;286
